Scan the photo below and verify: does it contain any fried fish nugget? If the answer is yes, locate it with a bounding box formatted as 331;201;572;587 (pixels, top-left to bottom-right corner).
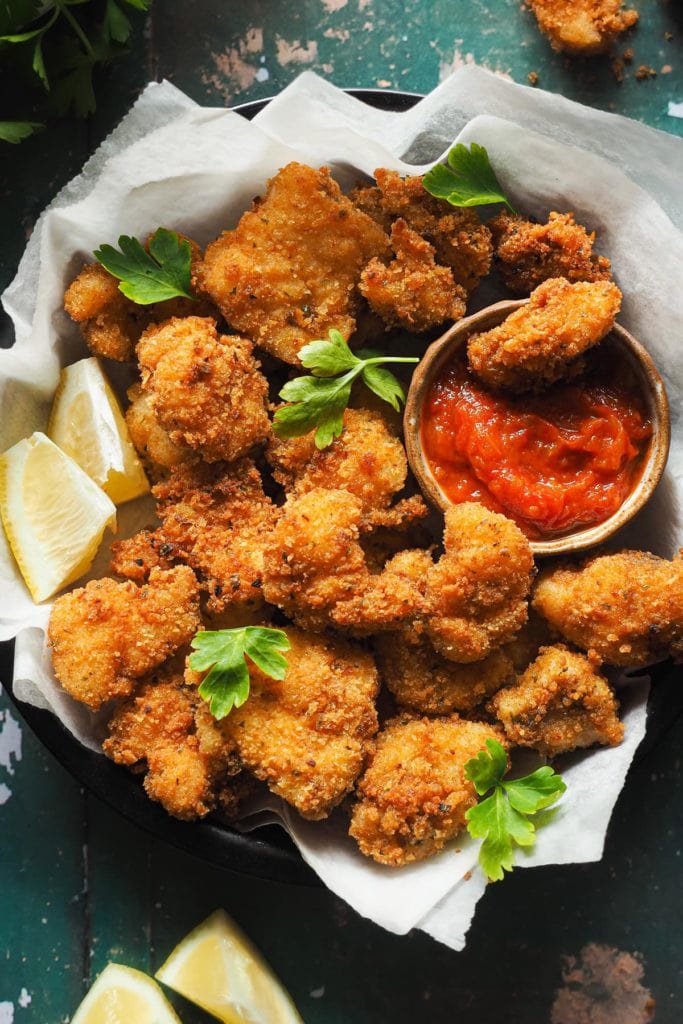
136;316;270;464
533;550;683;667
349;714;506;866
104;660;244;820
359;219;467;332
261;488;428;633
426;502;534;663
489;644;624;756
529;0;638;56
199;162;390;366
369;168;493;293
151;459;277;613
375;630;514;716
467;277;622;393
64;239;210;362
48;566;201;710
489;211;612;295
222;628;379;820
267;406;409;513
124;383;192;477
110;528;174;584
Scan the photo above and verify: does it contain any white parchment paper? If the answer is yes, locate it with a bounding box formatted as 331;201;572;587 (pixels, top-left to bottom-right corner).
1;67;681;949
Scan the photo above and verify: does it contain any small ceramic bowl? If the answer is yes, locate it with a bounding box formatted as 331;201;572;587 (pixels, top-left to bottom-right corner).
404;298;671;557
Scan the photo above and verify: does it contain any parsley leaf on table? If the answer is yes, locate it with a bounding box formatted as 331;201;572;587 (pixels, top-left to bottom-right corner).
464;738;566;881
0;120;43;143
94;228;195;304
423;142;515;211
273;329;419;450
189;627;291;721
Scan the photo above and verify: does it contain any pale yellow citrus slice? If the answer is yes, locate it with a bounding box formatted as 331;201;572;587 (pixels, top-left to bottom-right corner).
155;909;303;1024
70;963;182;1024
48;356;149;504
0;432;116;603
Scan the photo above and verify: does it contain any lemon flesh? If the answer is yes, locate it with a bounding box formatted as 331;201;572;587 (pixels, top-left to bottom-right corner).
0;432;116;603
48;356;149;504
156;909;304;1024
71;963;182;1024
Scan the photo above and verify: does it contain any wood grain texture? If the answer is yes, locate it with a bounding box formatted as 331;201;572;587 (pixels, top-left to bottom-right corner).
1;1;682;1020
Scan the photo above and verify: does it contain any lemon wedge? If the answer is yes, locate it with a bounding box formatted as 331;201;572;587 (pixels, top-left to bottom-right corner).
0;432;116;603
48;356;149;504
156;909;303;1024
71;963;182;1024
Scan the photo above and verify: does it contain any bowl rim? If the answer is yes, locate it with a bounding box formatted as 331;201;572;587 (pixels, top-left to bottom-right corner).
403;297;671;557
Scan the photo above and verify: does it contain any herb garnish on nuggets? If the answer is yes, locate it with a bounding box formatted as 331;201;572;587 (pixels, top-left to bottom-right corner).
199;162;390;366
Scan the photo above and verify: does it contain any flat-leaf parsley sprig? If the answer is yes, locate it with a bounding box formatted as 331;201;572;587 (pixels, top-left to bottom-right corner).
189;627;291;720
94;227;195;304
272;329;419;450
423;142;515;212
464;738;566;882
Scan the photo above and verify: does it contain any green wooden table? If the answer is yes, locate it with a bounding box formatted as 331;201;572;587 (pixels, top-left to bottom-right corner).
1;3;682;1021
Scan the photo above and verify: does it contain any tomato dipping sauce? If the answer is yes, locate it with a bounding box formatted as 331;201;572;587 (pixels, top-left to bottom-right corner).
421;349;652;540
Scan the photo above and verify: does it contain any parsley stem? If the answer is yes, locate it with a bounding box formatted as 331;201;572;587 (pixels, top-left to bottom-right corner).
55;0;95;57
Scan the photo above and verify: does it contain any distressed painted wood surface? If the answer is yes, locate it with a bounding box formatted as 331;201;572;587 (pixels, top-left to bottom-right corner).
1;2;682;1021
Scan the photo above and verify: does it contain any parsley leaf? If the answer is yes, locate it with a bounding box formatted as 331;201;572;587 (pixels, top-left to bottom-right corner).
423;142;514;212
273;329;418;450
0;120;43;143
464;739;566;882
93;228;195;304
189;627;291;721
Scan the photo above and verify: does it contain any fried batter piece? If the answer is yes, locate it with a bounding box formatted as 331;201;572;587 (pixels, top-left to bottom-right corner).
110;528;174;584
359;219;467;332
267;406;409;514
64;240;210;362
489;211;612;295
261;488;428;634
502;608;556;672
222;628;379;820
124;383;192;476
533;550;683;667
48;566;201;710
529;0;638;56
199;162;390;365
352;168;493;293
349;714;506;866
103;660;243;820
467;277;622;392
136;316;270;464
375;630;514;716
130;459;277;613
489;644;624;756
425;502;534;663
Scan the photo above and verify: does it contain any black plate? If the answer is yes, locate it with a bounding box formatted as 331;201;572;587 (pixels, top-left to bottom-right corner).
0;88;422;887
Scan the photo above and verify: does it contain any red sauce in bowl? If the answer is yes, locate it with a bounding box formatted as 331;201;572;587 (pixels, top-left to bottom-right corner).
420;349;652;540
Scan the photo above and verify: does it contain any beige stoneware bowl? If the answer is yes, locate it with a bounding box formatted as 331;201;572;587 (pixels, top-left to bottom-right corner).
403;298;671;557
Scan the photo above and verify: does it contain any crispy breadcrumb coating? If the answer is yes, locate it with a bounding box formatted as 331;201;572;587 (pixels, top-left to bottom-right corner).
267;406;409;513
136;316;270;464
502;608;557;672
349;714;506;866
529;0;638;56
359;219;467;332
124;383;192;477
199;162;390;365
533;550;683;667
467;277;622;392
151;459;276;613
110;528;174;584
425;502;534;663
48;567;201;710
375;630;514;716
64;240;210;362
103;660;243;820
489;211;612;295
222;628;379;819
489;644;624;756
261;488;428;633
356;169;493;293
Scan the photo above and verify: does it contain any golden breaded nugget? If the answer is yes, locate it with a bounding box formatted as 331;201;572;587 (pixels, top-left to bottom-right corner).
529;0;638;55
